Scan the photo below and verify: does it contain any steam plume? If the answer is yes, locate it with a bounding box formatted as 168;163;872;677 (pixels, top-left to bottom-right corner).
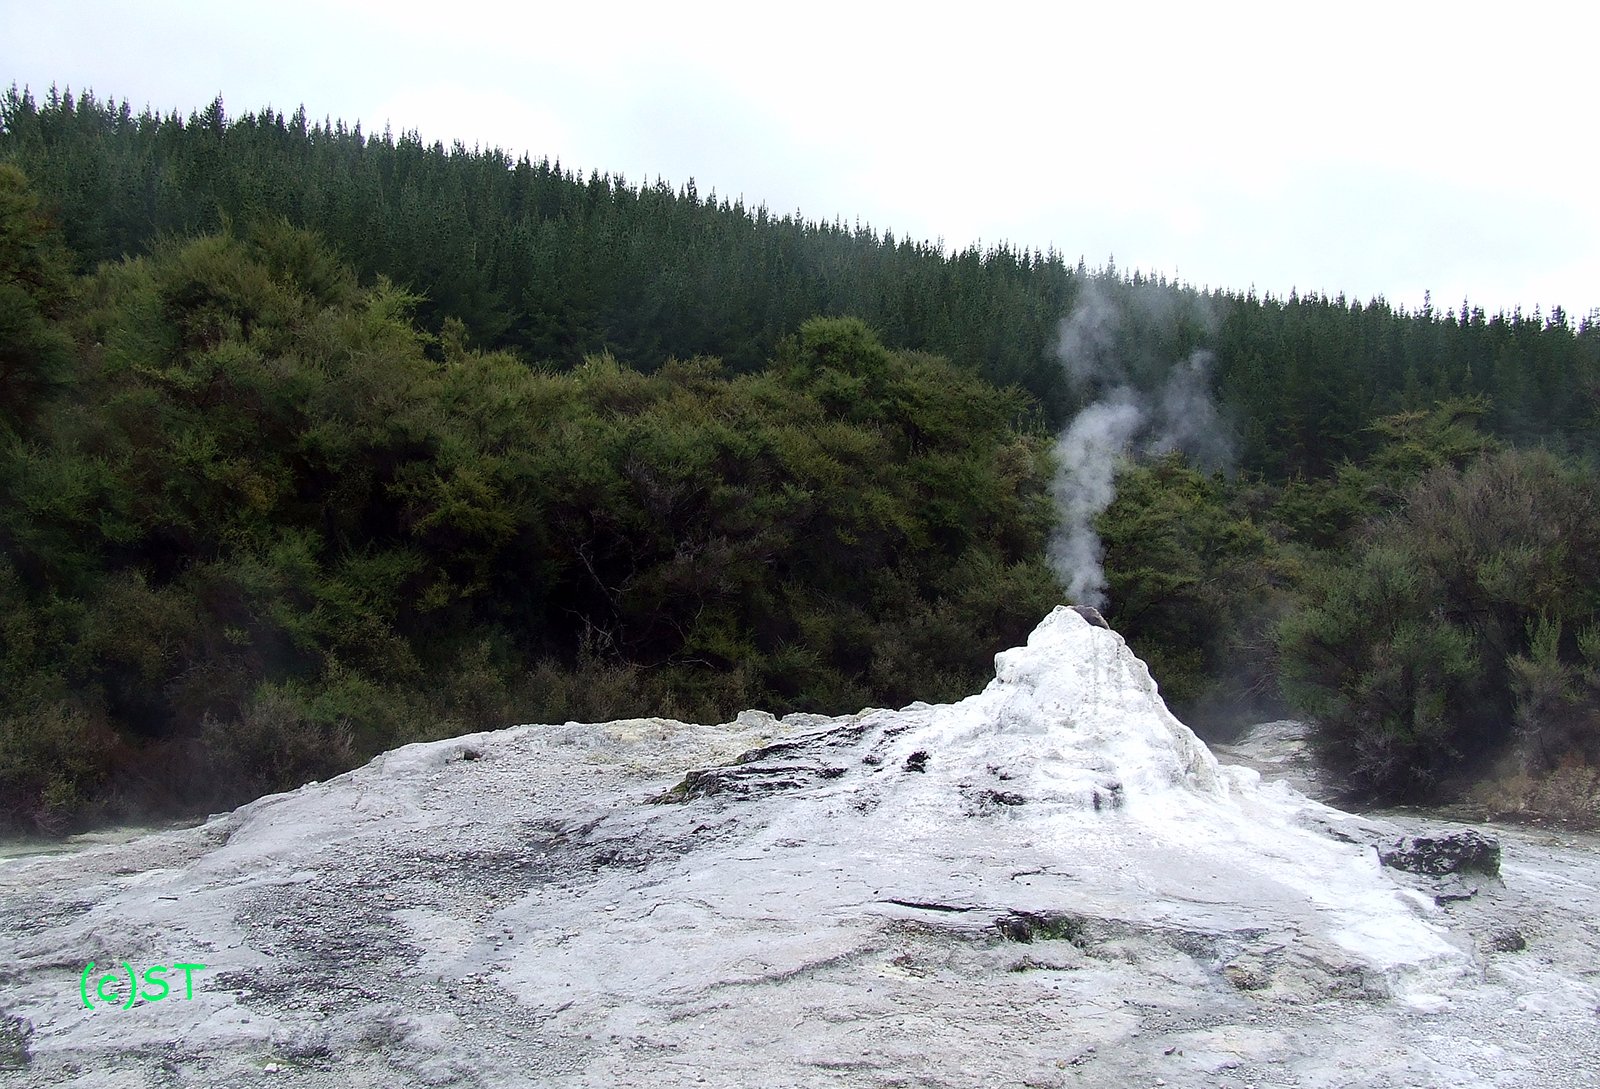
1047;280;1229;609
1048;393;1143;607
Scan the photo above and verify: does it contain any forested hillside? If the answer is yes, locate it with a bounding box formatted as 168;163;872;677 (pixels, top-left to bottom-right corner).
3;86;1598;833
0;172;1060;829
4;88;1599;474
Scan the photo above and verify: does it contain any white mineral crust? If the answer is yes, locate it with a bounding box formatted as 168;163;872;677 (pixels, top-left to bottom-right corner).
2;605;1596;1088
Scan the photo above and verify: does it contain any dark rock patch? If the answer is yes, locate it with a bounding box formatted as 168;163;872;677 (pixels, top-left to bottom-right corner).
1222;954;1273;990
0;1012;32;1070
1091;782;1124;812
1378;830;1501;877
1487;927;1527;953
994;911;1091;946
654;761;843;803
1069;604;1111;629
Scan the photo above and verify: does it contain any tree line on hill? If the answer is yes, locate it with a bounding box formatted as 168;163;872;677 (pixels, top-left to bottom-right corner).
4;87;1598;476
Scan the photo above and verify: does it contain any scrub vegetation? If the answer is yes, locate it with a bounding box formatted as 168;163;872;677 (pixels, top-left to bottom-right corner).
3;88;1598;830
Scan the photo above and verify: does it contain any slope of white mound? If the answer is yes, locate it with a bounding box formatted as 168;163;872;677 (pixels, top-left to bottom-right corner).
3;606;1590;1089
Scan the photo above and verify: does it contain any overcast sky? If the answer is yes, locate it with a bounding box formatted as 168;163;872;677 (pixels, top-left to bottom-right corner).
5;0;1596;318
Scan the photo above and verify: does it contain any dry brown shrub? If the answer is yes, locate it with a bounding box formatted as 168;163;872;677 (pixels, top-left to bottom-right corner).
1475;754;1600;829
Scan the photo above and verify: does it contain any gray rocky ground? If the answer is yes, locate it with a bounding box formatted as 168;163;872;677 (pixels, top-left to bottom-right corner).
2;607;1597;1088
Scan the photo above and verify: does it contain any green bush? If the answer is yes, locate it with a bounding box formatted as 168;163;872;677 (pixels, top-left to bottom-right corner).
1097;453;1284;727
0;186;1063;831
0;698;117;832
1279;447;1600;797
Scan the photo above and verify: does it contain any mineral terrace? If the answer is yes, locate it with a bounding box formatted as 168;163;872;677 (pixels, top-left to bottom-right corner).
2;606;1597;1087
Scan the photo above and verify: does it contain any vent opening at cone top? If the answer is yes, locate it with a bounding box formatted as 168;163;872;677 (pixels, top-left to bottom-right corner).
1067;603;1111;629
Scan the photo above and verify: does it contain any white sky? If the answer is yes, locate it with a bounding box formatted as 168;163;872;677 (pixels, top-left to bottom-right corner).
5;0;1597;317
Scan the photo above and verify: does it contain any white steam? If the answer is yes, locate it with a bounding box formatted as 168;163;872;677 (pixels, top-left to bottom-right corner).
1048;394;1143;607
1148;348;1228;463
1047;281;1229;610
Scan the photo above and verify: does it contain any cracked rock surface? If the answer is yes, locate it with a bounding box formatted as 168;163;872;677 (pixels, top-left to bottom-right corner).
3;606;1598;1087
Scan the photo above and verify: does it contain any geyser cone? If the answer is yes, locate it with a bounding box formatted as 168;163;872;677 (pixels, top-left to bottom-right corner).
631;606;1457;986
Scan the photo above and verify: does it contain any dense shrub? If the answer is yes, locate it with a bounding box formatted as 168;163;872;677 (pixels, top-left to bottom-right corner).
1096;454;1283;727
0;175;1062;831
1279;447;1600;797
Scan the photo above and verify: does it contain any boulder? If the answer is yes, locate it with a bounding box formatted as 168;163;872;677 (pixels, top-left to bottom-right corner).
1377;829;1501;877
